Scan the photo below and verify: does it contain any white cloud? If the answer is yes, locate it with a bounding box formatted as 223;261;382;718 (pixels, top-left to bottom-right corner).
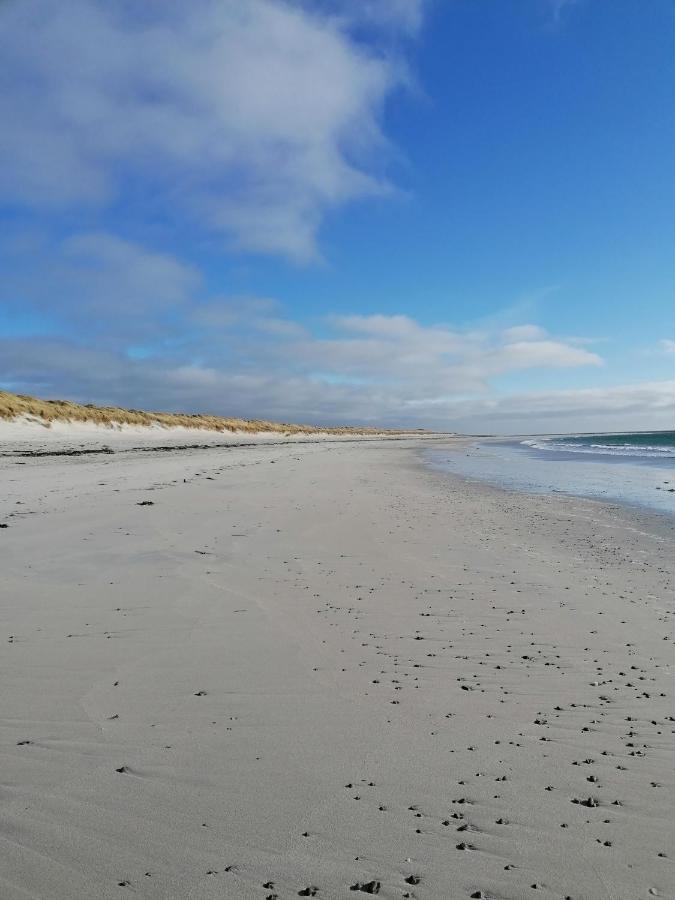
301;315;601;387
448;381;675;434
1;334;670;434
501;324;547;342
660;339;675;355
0;0;409;261
492;326;602;371
491;339;601;372
0;234;608;429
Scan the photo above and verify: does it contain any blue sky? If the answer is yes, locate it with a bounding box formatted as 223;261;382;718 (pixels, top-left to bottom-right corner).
1;0;674;432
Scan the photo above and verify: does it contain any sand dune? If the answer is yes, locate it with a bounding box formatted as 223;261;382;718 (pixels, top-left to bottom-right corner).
0;388;427;458
1;436;674;898
0;390;410;440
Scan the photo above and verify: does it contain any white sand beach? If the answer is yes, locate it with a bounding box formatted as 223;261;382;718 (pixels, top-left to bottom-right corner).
2;434;674;899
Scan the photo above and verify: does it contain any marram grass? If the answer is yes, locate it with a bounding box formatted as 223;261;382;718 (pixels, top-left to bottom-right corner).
0;390;391;436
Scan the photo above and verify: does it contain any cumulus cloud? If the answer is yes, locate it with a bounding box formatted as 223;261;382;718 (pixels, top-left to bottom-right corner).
0;0;409;261
2;333;671;434
288;315;602;392
490;339;601;372
0;233;610;429
447;381;675;435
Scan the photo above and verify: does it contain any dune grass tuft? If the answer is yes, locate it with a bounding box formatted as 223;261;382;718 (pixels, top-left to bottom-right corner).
0;390;395;436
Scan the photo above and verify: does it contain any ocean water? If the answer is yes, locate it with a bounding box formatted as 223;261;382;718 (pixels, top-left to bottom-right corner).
425;431;675;516
524;431;675;459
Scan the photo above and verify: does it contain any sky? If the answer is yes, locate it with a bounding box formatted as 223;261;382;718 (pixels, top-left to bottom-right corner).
1;0;674;433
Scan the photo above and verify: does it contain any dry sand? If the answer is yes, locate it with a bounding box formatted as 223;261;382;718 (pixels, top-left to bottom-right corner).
1;434;674;899
0;416;411;455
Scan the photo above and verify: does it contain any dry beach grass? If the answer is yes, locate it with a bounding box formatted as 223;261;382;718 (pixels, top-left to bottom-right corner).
0;390;394;436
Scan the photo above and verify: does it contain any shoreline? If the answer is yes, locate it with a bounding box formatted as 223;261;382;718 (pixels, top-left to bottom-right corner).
425;436;675;523
2;438;675;899
418;444;675;546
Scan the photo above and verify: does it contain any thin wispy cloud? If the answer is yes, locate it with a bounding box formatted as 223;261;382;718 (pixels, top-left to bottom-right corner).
547;0;583;26
335;0;427;34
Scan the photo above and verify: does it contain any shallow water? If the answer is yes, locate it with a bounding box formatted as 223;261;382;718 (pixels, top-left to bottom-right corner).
426;436;675;517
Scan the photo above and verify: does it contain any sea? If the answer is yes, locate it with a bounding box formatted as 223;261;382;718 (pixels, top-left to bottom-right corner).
425;431;675;517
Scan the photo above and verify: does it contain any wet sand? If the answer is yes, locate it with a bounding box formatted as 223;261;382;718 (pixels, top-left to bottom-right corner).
1;436;674;899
